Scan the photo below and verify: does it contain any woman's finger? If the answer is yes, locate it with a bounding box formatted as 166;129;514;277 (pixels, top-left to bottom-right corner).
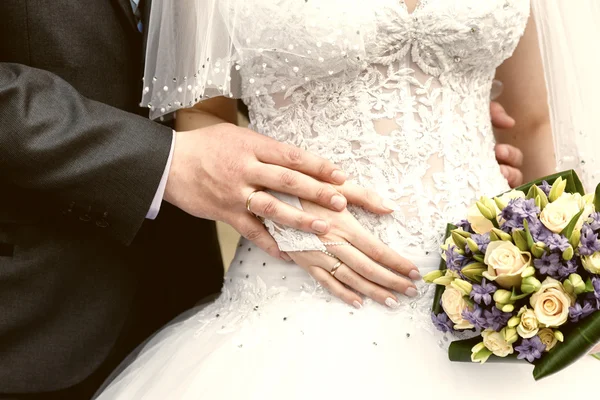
329;262;399;308
305;265;363;309
246;190;331;234
343;226;421;280
333;245;418;298
233;216;286;260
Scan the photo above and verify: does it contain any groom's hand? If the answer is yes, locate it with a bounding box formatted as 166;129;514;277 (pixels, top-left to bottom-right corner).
164;123;394;259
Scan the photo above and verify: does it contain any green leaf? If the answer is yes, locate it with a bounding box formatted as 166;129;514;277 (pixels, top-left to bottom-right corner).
523;220;534;249
595;182;600;211
512;230;529;252
533;311;600;380
511;170;585;197
592;353;600;361
432;224;456;315
448;337;520;363
560;209;585;239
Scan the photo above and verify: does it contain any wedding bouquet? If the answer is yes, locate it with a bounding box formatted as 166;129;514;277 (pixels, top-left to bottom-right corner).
424;170;600;380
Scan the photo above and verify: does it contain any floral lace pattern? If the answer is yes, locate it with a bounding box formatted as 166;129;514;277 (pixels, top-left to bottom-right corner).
246;0;528;256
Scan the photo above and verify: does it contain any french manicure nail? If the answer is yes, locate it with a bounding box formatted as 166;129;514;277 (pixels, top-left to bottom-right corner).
311;219;328;233
405;287;418;298
330;195;347;211
331;169;347;183
409;270;422;281
385;297;400;309
353;301;362;310
381;198;399;212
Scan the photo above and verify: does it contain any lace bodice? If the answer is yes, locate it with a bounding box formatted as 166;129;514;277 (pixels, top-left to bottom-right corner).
241;0;528;255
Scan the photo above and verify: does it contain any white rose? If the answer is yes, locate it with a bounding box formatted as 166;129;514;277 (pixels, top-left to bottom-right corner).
538;328;558;352
582;252;600;274
482;329;514;357
530;277;575;328
516;307;539;339
540;193;588;233
482;241;532;289
467;202;500;234
441;287;474;330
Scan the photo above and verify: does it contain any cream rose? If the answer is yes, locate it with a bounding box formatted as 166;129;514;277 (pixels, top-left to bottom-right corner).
441;287;474;330
582;252;600;274
530;277;575;327
482;241;532;289
482;329;514;357
538;328;558;352
467;203;495;234
516;307;539;339
540;193;589;233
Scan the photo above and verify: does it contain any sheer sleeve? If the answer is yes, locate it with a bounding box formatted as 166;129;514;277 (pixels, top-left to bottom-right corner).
532;0;600;192
141;0;375;120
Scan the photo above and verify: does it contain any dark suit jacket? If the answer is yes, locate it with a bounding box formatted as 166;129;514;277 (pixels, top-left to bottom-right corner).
0;0;224;396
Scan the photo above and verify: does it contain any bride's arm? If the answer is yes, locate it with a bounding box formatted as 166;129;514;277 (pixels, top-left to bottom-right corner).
493;12;556;183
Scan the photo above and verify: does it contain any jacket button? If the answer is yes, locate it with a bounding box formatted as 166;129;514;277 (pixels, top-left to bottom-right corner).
96;212;110;228
79;206;92;222
62;201;76;216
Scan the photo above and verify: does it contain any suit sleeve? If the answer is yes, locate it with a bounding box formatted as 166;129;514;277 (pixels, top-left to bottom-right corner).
0;63;173;245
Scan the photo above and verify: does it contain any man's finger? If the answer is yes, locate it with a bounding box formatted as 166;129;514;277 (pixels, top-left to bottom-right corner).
249;164;348;211
490;101;515;129
495;143;524;168
334;182;397;215
500;165;524;188
246;190;331;234
252;136;347;185
234;217;285;260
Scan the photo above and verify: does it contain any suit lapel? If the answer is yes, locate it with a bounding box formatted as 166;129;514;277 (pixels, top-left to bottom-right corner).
113;0;138;31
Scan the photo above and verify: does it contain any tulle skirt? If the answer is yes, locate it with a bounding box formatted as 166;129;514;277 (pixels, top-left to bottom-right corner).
96;239;597;400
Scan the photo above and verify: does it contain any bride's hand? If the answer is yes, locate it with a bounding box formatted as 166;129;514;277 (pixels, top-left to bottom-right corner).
288;186;421;309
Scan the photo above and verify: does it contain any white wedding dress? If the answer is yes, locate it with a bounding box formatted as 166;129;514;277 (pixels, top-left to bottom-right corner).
97;1;597;399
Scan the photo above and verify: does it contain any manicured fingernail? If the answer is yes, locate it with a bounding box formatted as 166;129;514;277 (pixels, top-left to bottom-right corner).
381;198;399;212
331;169;347;183
409;270;422;281
281;253;292;262
385;297;400;309
353;301;362;310
330;195;347;211
311;219;328;233
405;287;418;298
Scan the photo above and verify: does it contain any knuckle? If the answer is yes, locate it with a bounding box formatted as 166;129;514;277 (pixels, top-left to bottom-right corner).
358;263;375;279
314;186;330;202
261;200;279;218
368;244;385;263
285;146;303;166
279;171;298;188
317;161;329;177
242;227;263;242
392;277;409;293
293;213;306;229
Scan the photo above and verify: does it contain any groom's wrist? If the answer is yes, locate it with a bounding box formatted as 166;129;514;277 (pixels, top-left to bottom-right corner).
146;130;176;219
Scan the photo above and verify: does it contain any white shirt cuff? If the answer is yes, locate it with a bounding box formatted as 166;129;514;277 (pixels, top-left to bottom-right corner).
146;130;176;219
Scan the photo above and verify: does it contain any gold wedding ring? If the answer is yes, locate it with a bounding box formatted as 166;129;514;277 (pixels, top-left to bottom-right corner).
330;260;343;277
246;190;262;215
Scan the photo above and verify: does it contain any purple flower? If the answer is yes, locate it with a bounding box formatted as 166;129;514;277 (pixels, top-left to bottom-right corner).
484;307;512;331
501;198;540;230
470;279;497;306
593;277;600;302
515;336;547;363
462;306;487;330
471;233;491;253
579;225;600;256
455;220;473;234
555;259;579;280
589;212;600;231
431;312;454;333
528;219;552;242
539;181;552;197
445;245;468;273
569;301;597;323
534;252;561;276
545;234;570;252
